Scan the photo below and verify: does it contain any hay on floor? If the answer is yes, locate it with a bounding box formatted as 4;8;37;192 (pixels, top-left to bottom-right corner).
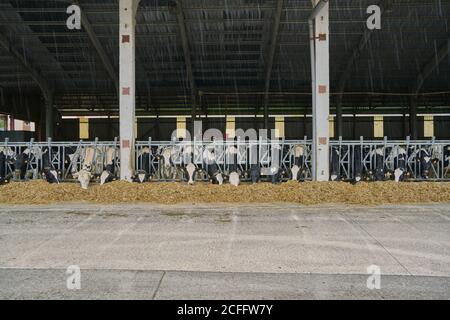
1;180;450;205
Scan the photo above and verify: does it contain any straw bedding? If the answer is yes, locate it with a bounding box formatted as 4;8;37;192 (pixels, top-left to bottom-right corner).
1;180;450;205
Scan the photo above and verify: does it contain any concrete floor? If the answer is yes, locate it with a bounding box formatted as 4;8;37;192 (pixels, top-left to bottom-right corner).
0;203;449;299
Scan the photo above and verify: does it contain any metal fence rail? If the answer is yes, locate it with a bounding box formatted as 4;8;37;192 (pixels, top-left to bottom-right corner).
135;138;313;182
0;138;120;181
329;137;450;181
2;137;450;182
136;137;450;182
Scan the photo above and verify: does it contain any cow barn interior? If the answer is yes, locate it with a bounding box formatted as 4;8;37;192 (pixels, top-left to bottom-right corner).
1;0;450;195
3;1;450;302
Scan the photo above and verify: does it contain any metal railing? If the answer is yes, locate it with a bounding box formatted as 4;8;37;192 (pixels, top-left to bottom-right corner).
328;137;450;181
136;137;450;182
135;137;313;182
0;137;120;181
2;137;450;182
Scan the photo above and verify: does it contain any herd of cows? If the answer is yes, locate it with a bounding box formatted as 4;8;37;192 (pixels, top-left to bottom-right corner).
0;145;118;189
1;142;450;189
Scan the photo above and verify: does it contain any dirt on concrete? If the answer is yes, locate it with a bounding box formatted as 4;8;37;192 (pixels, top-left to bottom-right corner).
1;180;450;205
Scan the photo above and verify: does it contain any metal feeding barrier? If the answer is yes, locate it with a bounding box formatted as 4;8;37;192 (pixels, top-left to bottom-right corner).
329;137;450;181
136;137;450;182
135;137;313;182
1;137;450;182
0;138;120;181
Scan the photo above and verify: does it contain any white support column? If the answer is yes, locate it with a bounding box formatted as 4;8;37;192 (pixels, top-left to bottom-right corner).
119;0;139;181
310;0;330;181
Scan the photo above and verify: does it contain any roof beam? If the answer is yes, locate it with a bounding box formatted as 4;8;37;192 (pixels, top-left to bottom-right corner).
412;39;450;94
0;31;52;100
75;1;119;93
309;0;328;21
172;0;198;117
263;0;283;127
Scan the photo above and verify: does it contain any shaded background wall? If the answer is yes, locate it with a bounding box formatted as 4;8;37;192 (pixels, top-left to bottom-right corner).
52;116;448;141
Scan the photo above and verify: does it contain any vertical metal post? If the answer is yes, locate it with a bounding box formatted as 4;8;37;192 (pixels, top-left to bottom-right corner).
45;94;54;139
336;98;343;138
410;95;418;140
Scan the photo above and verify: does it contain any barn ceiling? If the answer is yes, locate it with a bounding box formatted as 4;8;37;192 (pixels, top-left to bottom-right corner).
0;0;449;116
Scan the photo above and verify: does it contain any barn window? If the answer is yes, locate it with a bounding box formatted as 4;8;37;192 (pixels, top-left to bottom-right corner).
329;116;334;138
424;115;434;138
176;116;187;139
226;116;235;139
79;117;89;140
374;116;384;138
274;117;285;138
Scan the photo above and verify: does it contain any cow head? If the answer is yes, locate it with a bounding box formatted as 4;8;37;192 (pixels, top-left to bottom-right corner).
76;169;92;190
186;163;196;185
215;172;224;185
100;170;116;185
250;165;260;184
394;168;404;182
133;170;147;183
161;147;173;167
420;149;431;178
291;165;300;181
203;148;216;165
229;171;240;186
293;145;305;158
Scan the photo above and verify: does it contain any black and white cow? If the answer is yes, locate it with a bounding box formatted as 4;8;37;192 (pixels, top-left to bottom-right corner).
429;145;450;178
203;148;223;185
100;147;117;185
249;164;260;184
134;147;151;183
75;166;92;190
181;145;200;185
390;146;407;182
270;165;285;184
226;145;240;186
0;147;16;184
41;148;59;184
62;146;79;176
445;146;450;170
156;146;179;180
352;145;363;184
330;146;341;181
368;147;386;181
290;144;306;182
72;147;97;189
42;167;59;184
416;148;432;179
269;143;285;184
13;149;30;180
0;150;8;185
